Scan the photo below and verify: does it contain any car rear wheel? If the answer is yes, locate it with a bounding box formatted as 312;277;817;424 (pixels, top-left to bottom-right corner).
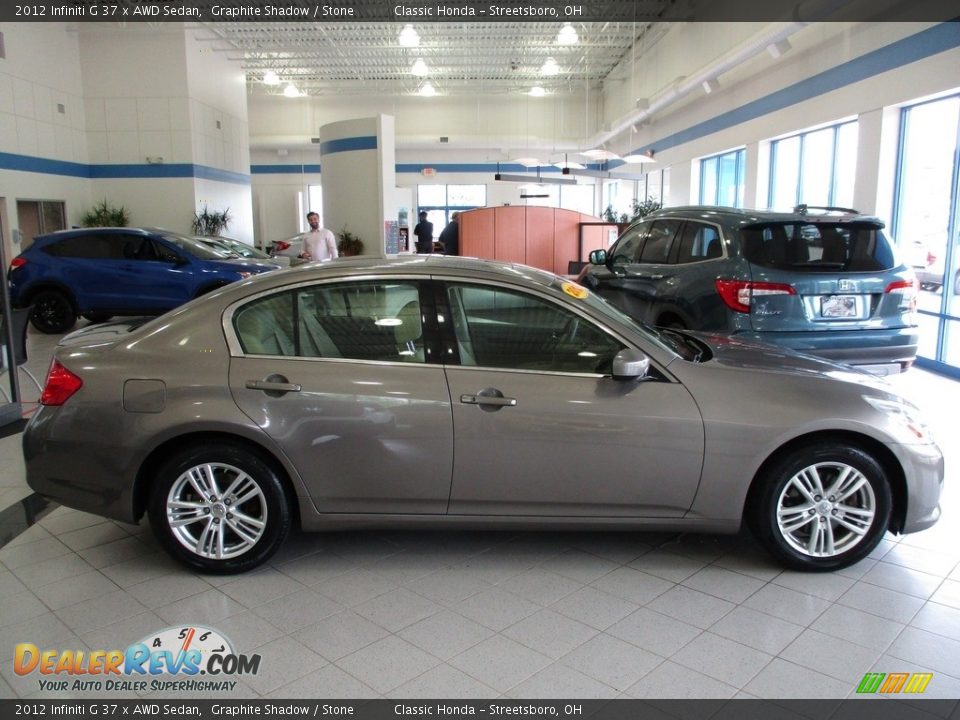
30;290;76;334
750;443;891;571
148;443;291;573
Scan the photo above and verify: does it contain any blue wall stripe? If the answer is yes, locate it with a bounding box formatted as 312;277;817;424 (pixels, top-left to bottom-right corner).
319;136;377;155
630;21;960;156
251;164;322;174
0;151;251;185
0;152;89;178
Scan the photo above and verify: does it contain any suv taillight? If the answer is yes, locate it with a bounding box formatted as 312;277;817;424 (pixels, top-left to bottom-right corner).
9;257;26;271
885;278;918;313
40;360;83;406
715;279;797;313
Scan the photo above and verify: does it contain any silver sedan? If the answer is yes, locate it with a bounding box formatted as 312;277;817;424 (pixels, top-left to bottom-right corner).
23;256;943;573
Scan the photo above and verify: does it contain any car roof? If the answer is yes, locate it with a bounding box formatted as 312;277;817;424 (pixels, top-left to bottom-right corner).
642;205;884;226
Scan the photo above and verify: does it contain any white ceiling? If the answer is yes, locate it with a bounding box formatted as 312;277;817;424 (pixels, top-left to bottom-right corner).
194;20;670;97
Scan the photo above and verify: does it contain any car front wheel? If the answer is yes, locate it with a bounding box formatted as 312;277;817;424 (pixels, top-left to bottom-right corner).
148;443;291;573
30;290;76;334
750;443;892;571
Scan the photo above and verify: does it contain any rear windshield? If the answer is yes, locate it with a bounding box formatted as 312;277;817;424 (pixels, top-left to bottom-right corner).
739;222;896;272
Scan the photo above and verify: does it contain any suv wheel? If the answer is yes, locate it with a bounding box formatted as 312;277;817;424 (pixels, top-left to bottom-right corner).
30;290;77;334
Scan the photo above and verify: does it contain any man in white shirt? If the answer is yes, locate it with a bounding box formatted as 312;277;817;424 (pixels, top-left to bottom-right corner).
300;211;339;261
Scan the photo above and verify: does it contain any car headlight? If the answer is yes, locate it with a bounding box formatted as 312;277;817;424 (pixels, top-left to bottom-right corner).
864;396;933;443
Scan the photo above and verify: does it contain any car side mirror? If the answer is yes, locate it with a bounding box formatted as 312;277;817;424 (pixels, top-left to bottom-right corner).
611;348;651;381
589;249;607;265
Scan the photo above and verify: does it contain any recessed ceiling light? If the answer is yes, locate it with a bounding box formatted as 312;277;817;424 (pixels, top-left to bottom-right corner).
411;58;429;77
399;24;420;47
262;71;280;86
418;81;436;97
529;86;546;97
557;23;578;45
541;57;560;76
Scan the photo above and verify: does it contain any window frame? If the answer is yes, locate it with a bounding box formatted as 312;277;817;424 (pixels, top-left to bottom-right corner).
699;149;746;208
767;119;858;211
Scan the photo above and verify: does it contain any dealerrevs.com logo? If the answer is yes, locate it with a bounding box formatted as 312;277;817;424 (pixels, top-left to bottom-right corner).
14;625;260;693
856;672;933;694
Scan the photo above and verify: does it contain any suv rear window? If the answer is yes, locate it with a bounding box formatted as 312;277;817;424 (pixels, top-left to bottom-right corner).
739;222;896;272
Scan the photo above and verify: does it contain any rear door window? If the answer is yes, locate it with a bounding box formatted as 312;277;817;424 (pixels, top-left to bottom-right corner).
638;219;682;263
739;222;895;272
675;222;723;263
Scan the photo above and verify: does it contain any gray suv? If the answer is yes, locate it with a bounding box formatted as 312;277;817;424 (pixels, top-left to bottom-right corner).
579;206;919;375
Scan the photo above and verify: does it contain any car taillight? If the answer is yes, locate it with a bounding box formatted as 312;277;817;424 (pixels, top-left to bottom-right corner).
926;251;936;266
885;278;918;312
274;241;290;251
9;257;26;271
715;279;797;313
40;360;83;406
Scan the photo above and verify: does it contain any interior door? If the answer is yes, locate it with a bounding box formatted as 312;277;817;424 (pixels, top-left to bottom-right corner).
443;282;704;517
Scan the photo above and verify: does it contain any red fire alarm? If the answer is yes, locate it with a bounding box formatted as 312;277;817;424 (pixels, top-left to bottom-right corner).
421;167;437;177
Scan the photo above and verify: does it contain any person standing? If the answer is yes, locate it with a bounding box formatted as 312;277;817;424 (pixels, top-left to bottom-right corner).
300;211;339;261
438;212;460;255
413;211;434;254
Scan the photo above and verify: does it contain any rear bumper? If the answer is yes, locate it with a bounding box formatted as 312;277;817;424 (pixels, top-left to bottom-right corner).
734;326;918;372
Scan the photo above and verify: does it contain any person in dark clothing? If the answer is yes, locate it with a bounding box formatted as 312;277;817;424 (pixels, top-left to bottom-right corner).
438;212;460;255
413;211;434;254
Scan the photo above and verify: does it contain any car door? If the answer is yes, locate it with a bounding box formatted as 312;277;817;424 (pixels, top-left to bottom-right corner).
227;278;454;514
442;281;704;518
109;236;193;311
611;218;685;324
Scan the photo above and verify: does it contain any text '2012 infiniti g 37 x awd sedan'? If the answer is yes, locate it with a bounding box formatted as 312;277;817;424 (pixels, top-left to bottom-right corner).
23;256;943;573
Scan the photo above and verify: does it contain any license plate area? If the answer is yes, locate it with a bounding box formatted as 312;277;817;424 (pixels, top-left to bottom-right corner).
819;294;864;319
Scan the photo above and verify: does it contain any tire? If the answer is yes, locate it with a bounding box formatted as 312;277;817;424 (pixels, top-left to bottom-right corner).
82;313;113;324
749;442;892;571
148;442;291;574
30;290;77;334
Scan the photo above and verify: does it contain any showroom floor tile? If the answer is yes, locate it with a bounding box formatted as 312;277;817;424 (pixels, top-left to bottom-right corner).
2;326;960;701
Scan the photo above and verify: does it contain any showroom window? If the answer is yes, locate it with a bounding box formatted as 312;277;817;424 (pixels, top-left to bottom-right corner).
892;93;960;373
418;184;485;230
768;120;858;211
16;199;66;248
699;150;745;208
233;281;425;362
446;283;624;374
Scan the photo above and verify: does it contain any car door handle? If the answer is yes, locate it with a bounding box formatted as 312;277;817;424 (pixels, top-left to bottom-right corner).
246;376;301;397
460;393;517;407
634;273;665;280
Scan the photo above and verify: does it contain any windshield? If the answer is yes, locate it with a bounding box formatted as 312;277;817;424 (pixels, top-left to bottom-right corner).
160;232;233;260
740;221;896;272
550;278;701;360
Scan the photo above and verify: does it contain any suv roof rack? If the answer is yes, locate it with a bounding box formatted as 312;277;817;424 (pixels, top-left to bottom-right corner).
793;204;860;216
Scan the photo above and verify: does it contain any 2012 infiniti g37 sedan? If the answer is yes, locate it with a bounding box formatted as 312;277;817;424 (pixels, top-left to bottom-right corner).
23;256;943;573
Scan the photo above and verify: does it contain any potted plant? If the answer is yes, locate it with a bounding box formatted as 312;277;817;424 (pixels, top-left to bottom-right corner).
192;206;232;236
337;226;364;256
81;200;129;227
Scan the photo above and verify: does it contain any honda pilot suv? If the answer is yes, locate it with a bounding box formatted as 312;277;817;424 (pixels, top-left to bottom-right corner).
8;227;280;334
579;206;918;375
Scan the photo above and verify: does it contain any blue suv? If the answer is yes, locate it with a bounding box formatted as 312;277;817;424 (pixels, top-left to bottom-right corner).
579;206;919;375
8;227;280;333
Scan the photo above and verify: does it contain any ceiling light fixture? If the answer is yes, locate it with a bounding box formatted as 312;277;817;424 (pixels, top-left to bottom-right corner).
495;163;577;185
398;24;420;47
541;57;560;76
557;23;578;45
529;86;546;97
702;78;719;94
621;150;656;164
418;81;436;97
512;157;543;167
581;149;621;161
411;58;429;76
262;71;280;86
283;83;301;98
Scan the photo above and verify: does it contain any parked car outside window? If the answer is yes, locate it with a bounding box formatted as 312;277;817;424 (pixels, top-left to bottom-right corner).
7;227;281;333
22;256;942;575
579;206;919;375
